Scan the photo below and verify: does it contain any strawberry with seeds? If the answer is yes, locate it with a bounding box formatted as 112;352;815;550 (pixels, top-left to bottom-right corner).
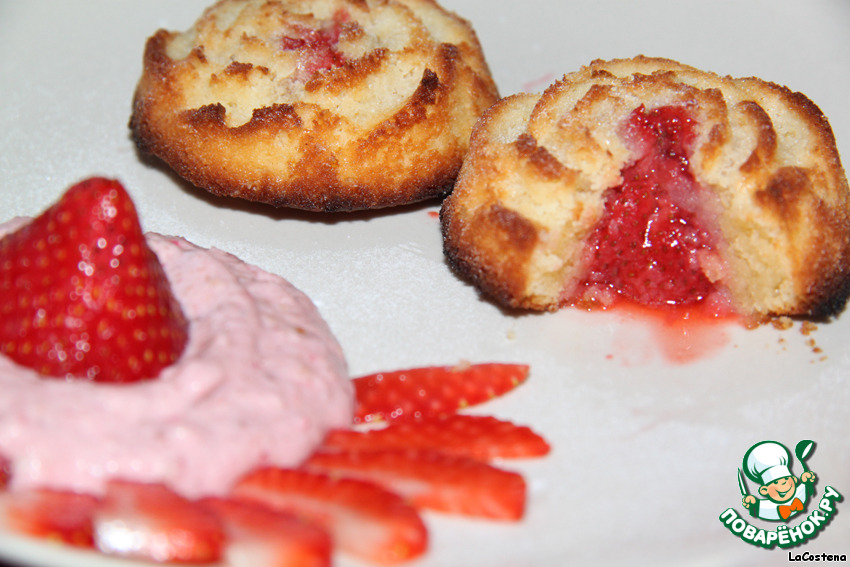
353;362;530;424
0;455;9;490
94;480;225;563
324;414;551;460
571;105;727;311
305;448;527;521
0;177;188;382
233;467;428;565
201;497;332;567
0;488;101;548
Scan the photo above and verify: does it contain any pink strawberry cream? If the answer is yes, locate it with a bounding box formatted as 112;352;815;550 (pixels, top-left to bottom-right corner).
0;218;353;498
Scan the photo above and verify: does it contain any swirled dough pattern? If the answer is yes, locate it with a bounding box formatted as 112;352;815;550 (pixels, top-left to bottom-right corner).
131;0;499;212
442;56;850;318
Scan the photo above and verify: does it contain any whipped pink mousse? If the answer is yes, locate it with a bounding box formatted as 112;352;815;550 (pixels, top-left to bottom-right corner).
0;219;353;498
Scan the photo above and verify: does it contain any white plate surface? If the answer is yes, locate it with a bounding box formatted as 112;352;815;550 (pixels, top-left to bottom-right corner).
1;1;849;566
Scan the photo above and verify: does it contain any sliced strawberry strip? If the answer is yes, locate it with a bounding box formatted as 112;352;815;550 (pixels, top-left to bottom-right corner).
573;105;724;309
0;454;9;490
93;480;225;563
200;497;332;567
232;467;427;565
353;363;530;424
0;177;189;382
0;488;100;547
305;448;527;521
322;414;551;460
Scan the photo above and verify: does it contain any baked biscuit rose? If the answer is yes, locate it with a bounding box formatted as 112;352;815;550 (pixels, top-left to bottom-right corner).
130;0;499;212
441;56;850;319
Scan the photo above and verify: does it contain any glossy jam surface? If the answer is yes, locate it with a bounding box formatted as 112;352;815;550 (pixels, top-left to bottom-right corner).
572;105;722;310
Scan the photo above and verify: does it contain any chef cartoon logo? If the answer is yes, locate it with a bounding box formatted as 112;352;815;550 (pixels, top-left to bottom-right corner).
719;440;844;549
739;440;815;522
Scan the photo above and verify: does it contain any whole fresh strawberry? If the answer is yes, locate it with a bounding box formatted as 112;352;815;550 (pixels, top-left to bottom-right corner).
0;177;188;382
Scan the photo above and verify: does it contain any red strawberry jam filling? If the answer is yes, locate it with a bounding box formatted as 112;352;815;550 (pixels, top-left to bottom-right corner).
281;9;349;78
570;105;728;312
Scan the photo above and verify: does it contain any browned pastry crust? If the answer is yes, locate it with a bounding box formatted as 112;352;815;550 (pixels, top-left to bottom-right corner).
130;0;499;212
441;56;850;318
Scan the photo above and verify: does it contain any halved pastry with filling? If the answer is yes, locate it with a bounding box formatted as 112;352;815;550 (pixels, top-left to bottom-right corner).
130;0;499;212
441;56;850;319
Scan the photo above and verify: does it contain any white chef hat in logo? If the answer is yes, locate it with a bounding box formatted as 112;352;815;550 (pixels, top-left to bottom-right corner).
744;441;793;485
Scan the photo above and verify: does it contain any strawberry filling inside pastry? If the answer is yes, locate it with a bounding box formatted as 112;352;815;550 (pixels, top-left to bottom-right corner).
569;105;730;313
281;9;349;80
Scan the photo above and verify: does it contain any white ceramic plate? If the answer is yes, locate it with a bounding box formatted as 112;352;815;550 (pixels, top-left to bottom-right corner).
1;1;849;566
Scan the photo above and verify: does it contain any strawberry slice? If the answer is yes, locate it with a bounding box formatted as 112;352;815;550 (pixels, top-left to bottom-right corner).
93;480;225;563
0;488;100;547
322;414;551;460
200;497;331;567
353;363;530;424
305;448;527;521
0;177;188;382
232;467;427;565
0;454;9;490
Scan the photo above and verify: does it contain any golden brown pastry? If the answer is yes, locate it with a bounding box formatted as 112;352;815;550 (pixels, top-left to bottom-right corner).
441;56;850;319
130;0;499;212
